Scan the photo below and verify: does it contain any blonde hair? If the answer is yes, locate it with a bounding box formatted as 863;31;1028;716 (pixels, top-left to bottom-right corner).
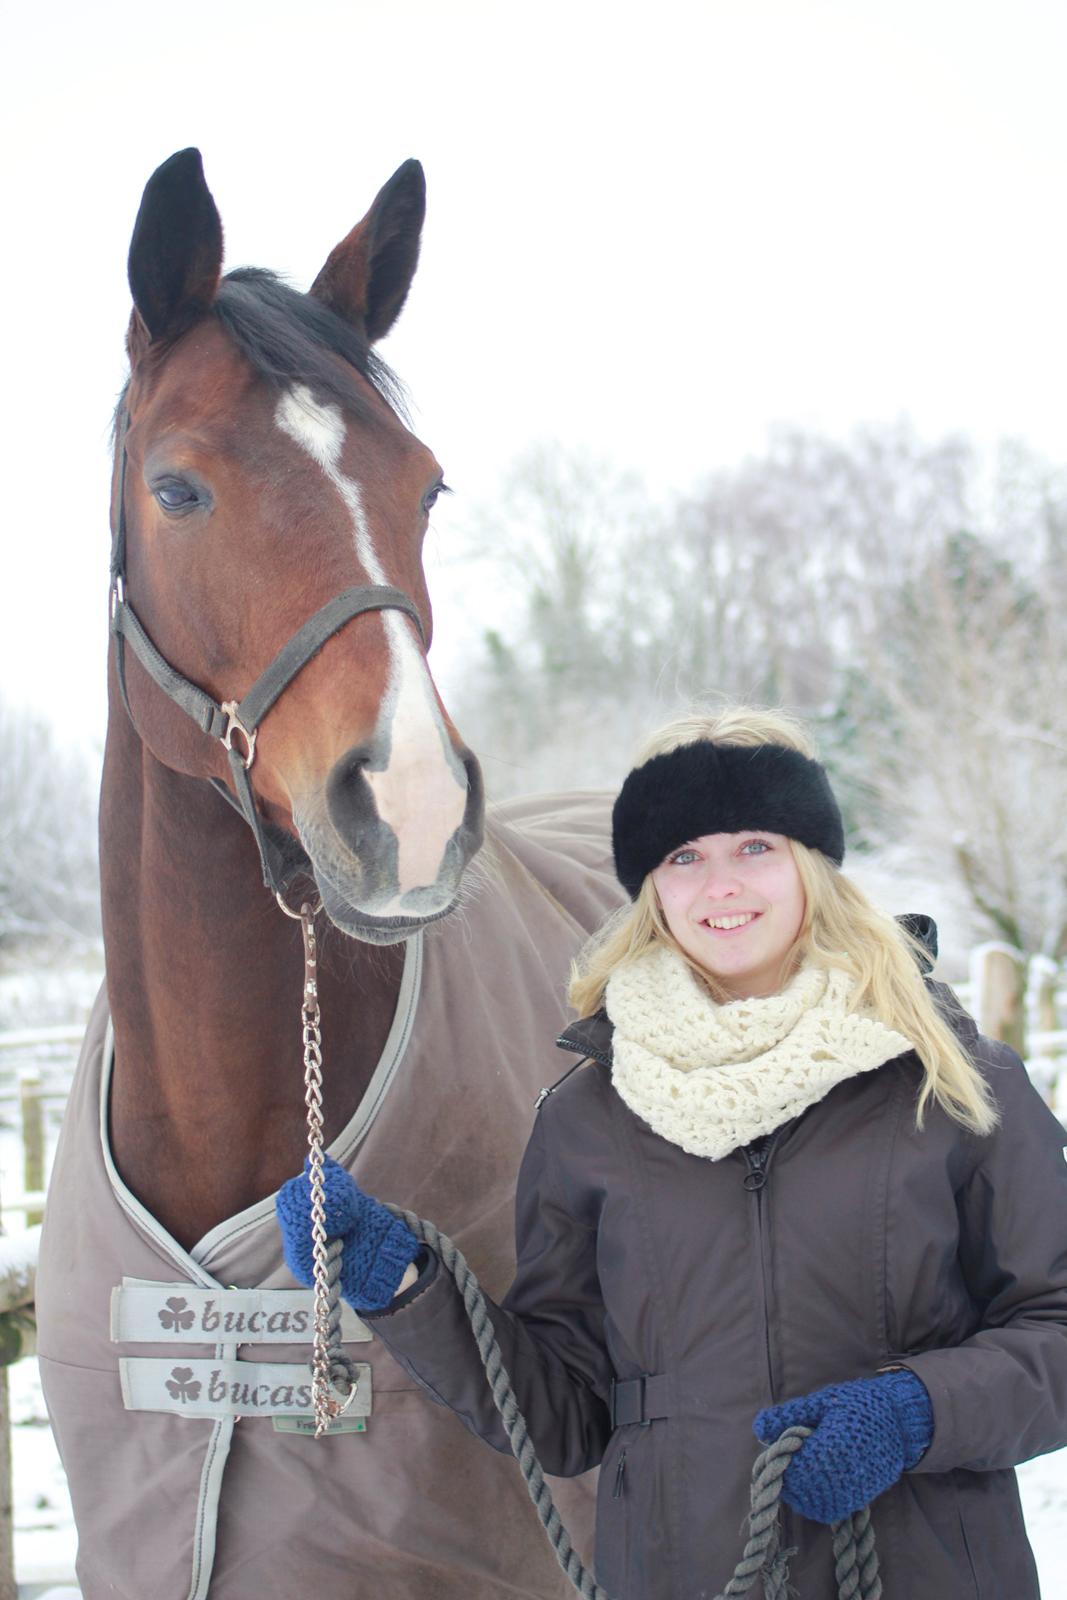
571;704;998;1136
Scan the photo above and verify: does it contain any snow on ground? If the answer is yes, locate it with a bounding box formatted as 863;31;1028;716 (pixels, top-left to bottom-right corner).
12;1359;78;1591
1018;1449;1067;1592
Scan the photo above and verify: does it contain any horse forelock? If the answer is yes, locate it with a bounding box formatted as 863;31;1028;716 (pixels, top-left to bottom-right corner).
113;268;410;438
215;270;410;420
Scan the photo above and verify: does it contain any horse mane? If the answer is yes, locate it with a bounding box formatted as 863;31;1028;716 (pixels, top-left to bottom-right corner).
114;267;410;432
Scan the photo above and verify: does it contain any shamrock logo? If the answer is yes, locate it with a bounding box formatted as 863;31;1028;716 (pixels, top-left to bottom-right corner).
165;1366;202;1403
158;1296;196;1332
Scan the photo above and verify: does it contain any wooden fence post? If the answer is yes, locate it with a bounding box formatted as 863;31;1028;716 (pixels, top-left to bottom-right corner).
20;1068;45;1228
0;1177;16;1600
969;943;1026;1054
1025;955;1062;1109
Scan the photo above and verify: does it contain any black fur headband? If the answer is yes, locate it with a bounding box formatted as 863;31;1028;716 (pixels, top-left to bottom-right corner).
611;741;845;898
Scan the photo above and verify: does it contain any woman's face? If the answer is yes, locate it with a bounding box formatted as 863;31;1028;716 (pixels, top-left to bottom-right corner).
650;831;806;999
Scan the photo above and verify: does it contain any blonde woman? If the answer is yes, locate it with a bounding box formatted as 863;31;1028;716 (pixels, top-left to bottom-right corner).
277;706;1067;1599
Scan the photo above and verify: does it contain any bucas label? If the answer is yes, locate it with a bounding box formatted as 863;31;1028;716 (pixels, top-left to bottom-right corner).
110;1278;372;1344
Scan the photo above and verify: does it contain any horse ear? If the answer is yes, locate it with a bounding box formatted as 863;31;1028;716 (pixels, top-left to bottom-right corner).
309;159;425;343
127;148;223;343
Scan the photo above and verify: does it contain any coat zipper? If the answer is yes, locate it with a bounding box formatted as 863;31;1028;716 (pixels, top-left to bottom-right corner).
554;1034;613;1068
741;1127;788;1403
613;1448;627;1498
537;1037;614;1109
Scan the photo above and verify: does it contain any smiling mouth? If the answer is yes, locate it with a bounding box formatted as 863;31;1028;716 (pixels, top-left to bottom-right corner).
700;912;762;933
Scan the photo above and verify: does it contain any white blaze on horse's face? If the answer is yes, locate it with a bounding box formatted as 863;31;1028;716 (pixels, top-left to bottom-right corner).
275;385;468;911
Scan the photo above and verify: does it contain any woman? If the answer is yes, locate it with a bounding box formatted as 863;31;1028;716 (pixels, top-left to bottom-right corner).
277;705;1067;1599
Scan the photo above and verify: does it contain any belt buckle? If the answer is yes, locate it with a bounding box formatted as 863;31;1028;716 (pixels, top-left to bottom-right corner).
610;1375;649;1429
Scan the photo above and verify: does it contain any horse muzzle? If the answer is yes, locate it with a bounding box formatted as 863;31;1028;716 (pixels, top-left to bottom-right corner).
296;743;485;944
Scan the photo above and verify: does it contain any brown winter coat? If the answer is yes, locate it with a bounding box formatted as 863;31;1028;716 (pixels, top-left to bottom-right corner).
369;985;1067;1599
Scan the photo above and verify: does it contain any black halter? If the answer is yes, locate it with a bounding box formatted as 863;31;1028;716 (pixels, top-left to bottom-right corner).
108;411;426;904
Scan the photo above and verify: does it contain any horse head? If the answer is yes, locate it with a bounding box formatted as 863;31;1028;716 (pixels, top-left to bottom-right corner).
114;149;484;944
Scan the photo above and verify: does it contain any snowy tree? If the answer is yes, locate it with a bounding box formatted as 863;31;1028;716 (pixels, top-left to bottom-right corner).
858;527;1067;959
0;699;100;951
453;428;1067;961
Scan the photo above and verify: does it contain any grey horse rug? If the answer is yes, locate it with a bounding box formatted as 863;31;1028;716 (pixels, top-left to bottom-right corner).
36;793;622;1600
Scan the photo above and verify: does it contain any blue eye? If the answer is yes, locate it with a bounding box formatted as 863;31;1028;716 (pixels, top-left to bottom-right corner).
740;839;771;855
667;847;700;866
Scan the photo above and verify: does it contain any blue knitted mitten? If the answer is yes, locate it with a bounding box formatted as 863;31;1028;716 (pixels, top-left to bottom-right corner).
753;1371;934;1524
275;1154;419;1312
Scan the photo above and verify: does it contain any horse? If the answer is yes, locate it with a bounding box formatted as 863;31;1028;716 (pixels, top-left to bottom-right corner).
35;149;622;1600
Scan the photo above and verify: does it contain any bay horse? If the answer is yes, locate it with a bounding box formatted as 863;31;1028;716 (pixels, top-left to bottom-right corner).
35;150;621;1599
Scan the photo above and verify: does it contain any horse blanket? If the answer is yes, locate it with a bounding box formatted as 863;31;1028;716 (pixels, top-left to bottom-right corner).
36;793;623;1600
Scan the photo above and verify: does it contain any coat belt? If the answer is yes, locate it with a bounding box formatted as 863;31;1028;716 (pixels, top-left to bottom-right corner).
609;1373;671;1426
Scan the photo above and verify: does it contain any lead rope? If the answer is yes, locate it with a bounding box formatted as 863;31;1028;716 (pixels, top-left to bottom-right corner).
383;1207;882;1600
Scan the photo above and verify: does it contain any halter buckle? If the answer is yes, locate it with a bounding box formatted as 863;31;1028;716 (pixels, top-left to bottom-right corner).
109;574;126;620
221;701;257;769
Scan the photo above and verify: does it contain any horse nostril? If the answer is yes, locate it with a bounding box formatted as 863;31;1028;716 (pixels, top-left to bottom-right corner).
459;750;486;847
325;747;380;848
462;751;482;800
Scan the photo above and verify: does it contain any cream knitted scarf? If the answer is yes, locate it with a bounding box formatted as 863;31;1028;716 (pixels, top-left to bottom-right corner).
605;945;912;1160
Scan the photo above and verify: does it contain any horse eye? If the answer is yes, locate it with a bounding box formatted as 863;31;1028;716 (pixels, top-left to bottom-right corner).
422;481;451;515
153;479;200;512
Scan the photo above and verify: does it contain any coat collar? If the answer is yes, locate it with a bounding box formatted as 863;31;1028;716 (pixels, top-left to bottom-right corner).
556;1008;614;1067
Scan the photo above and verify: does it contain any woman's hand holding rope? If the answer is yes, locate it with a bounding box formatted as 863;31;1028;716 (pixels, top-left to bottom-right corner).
276;1153;420;1312
754;1371;934;1524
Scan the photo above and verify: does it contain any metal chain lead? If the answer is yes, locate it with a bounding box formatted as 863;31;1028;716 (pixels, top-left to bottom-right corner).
298;904;357;1437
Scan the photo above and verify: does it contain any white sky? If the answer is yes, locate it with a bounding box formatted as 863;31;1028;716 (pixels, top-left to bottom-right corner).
3;0;1066;752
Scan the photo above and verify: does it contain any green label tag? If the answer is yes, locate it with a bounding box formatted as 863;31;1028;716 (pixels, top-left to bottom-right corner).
273;1414;367;1435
